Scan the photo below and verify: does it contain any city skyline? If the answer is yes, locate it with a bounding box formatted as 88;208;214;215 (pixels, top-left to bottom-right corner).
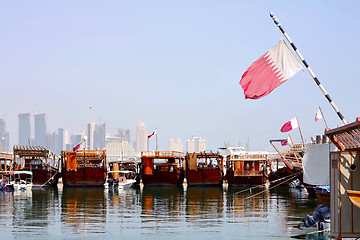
1;2;359;152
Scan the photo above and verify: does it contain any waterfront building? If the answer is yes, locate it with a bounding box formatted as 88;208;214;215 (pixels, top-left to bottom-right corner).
186;136;206;153
105;136;137;162
0;118;9;153
18;113;31;145
135;121;147;155
34;113;47;147
168;138;175;151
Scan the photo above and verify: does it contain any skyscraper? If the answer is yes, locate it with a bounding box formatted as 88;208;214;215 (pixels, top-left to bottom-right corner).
0;118;9;152
186;136;206;153
93;123;106;150
18;113;31;145
116;128;131;143
56;128;69;155
135;121;147;155
34;113;47;147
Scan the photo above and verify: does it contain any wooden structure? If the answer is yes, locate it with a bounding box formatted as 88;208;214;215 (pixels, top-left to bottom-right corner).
0;152;12;178
140;151;184;187
185;152;224;187
12;145;60;187
61;150;106;187
225;151;269;186
325;118;360;239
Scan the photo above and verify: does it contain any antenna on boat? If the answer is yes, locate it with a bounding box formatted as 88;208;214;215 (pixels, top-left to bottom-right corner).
270;12;349;125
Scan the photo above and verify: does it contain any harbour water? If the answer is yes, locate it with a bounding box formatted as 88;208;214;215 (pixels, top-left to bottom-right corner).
0;185;328;240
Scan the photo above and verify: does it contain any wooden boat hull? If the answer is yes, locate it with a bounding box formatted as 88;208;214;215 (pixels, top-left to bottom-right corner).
347;190;360;208
62;168;106;187
186;168;223;187
316;191;330;207
29;168;60;187
226;174;267;187
141;169;184;187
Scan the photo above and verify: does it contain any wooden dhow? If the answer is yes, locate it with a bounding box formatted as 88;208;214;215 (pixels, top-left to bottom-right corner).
12;145;60;187
140;151;185;187
61;150;107;187
185;152;224;187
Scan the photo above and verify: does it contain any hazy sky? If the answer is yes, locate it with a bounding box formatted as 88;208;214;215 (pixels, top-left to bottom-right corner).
1;1;360;152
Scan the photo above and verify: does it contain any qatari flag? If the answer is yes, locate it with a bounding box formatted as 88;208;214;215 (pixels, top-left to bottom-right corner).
240;39;303;99
280;117;299;133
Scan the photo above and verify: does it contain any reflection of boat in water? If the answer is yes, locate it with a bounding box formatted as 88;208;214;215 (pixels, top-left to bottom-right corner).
185;152;224;187
12;145;60;187
140;151;185;187
61;150;106;187
224;147;271;186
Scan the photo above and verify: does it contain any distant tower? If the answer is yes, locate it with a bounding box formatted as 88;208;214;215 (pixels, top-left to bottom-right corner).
175;138;183;152
0;118;9;152
168;138;175;151
18;113;31;145
87;122;95;150
56;128;69;155
117;128;131;143
135;121;147;154
186;136;206;153
93;123;106;149
34;113;47;147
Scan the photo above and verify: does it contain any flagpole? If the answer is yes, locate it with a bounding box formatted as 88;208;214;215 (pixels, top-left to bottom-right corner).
295;116;305;144
155;128;158;152
270;12;349;125
319;106;329;128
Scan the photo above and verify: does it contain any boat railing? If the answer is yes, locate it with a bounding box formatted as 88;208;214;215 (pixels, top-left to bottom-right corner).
141;151;184;158
234;170;264;177
227;154;268;161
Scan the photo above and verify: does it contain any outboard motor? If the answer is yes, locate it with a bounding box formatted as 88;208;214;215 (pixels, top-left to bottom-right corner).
300;205;330;230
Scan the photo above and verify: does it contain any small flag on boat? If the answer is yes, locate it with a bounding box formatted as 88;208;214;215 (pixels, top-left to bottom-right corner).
148;129;157;139
240;38;303;99
73;143;81;152
281;140;288;146
315;108;323;122
280;117;299;133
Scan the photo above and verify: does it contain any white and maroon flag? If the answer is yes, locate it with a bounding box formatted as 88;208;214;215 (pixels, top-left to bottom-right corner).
315;109;323;122
148;129;157;139
280;117;299;133
240;39;303;99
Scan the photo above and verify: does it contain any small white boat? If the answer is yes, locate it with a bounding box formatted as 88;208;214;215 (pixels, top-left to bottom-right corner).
104;170;136;189
8;171;33;191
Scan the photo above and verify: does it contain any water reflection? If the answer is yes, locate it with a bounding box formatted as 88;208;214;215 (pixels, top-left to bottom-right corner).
0;186;329;239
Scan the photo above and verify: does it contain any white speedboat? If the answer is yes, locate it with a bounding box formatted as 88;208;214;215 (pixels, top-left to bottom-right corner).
9;171;33;191
104;170;136;189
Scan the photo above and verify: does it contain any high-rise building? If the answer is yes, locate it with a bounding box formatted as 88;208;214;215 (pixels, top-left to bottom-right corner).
93;123;106;150
186;136;206;153
46;132;57;153
87;122;95;150
34;113;47;147
135;121;147;155
116;128;131;143
56;128;69;155
71;132;85;149
18;113;31;145
0;119;9;153
168;137;183;152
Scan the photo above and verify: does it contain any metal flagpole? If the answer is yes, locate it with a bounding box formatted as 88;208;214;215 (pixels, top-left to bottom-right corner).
155;128;158;151
319;106;329;128
295;116;305;144
270;12;349;125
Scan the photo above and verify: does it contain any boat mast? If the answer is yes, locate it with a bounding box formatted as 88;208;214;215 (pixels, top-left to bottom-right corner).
270;12;348;125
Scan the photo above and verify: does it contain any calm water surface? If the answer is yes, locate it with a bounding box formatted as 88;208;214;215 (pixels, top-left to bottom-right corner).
0;185;328;240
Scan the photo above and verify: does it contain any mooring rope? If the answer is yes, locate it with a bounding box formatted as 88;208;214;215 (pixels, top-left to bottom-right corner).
229;170;302;197
244;171;303;200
